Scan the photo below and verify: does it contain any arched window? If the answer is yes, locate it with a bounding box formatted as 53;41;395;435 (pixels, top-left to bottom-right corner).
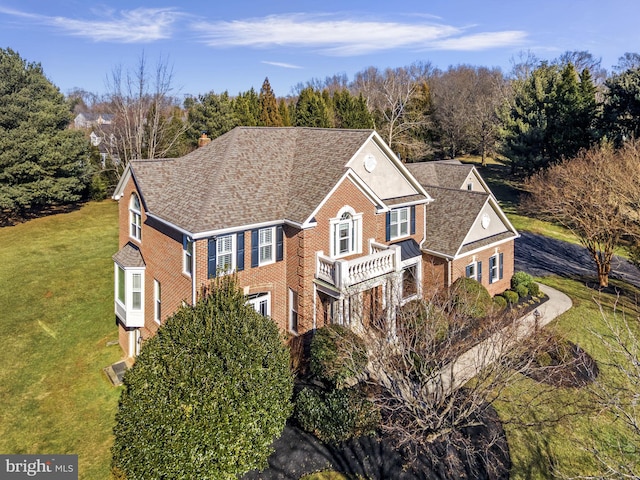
331;206;362;257
129;193;142;241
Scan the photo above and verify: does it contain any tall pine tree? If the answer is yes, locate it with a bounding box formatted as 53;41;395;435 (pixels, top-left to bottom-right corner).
258;78;283;127
0;48;89;220
294;87;332;127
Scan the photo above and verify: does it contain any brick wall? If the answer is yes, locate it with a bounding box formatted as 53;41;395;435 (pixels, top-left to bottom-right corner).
450;240;515;296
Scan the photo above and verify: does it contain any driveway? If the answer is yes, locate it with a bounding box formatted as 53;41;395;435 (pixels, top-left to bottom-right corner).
515;231;640;288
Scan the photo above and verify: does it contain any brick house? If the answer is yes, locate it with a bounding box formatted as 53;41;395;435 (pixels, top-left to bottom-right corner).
112;127;518;357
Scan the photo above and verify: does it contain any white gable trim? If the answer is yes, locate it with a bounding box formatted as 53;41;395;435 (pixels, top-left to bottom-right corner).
453;196;519;258
112;164;132;200
301;170;385;228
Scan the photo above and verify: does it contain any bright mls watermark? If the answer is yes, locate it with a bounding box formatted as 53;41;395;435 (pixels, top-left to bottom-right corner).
1;455;77;479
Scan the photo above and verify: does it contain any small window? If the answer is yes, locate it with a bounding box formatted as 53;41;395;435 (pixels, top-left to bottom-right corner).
489;254;501;283
117;266;125;304
390;207;410;240
289;289;299;334
466;262;476;279
217;234;235;274
154;279;161;324
183;237;194;275
131;273;142;310
467;182;473;191
402;264;418;299
247;292;270;317
129;193;142;241
259;227;274;265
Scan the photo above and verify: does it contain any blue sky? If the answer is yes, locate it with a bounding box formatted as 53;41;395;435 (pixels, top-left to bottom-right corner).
0;1;637;98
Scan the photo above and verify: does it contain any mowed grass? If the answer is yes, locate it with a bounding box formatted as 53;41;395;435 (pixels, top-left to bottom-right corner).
0;201;122;480
495;275;640;479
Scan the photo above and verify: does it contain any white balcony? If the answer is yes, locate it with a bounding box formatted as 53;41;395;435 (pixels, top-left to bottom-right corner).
316;242;402;290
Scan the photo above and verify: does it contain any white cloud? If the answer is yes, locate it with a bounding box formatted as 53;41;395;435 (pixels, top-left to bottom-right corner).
0;6;181;43
192;13;526;56
431;31;528;51
261;61;303;69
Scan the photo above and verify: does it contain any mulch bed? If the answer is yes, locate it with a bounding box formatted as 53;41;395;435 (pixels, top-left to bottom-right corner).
244;404;510;480
524;338;599;388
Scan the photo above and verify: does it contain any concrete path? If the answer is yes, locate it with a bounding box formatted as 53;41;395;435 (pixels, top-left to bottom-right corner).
433;283;572;395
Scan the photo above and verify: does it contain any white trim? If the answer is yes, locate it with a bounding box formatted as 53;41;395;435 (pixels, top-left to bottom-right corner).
329;206;363;258
112;164;132;200
258;226;276;266
216;233;236;275
129;193;142;242
114;264;145;328
154;279;161;324
183;236;194;276
389;206;411;241
247;292;271;317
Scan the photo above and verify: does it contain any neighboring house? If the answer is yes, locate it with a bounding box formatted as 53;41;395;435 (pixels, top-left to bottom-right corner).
112;127;518;357
73;113;119;167
73;112;114;129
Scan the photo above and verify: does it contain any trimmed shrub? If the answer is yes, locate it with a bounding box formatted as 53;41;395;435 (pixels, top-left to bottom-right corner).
502;289;519;305
514;283;529;298
493;295;508;310
511;271;533;290
295;385;379;443
310;324;368;387
111;277;293;479
451;276;493;318
528;282;540;297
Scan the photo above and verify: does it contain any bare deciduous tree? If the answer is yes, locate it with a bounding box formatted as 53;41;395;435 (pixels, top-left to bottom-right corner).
352;63;434;158
524;142;640;287
102;54;187;172
361;287;562;465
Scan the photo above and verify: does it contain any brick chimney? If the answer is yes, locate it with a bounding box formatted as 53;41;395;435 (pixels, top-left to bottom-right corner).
198;133;211;148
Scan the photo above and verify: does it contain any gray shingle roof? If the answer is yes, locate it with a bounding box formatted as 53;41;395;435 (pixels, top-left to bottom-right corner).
113;242;145;268
130;127;375;234
422;186;490;257
405;161;474;189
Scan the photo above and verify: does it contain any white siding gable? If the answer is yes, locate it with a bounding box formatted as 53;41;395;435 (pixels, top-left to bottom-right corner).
464;202;509;245
347;139;419;200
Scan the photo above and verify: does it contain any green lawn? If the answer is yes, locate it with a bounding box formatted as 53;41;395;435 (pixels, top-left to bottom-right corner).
2;198;639;479
496;275;640;479
0;201;122;480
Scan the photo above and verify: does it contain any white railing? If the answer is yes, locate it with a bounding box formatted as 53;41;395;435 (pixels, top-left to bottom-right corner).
317;243;401;289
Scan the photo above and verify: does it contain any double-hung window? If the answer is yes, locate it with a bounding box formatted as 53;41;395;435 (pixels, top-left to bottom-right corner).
390;207;410;240
259;227;275;265
129;193;142;241
217;234;235;274
183;236;194;276
331;207;361;258
154;279;161;324
489;253;503;284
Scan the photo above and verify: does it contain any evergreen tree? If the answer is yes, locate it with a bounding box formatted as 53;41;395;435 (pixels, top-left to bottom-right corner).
332;90;374;129
258;77;283;126
501;62;599;174
278;99;292;127
602;67;640;144
0;48;89;219
233;88;260;126
184;91;239;144
112;277;294;479
294;87;332;127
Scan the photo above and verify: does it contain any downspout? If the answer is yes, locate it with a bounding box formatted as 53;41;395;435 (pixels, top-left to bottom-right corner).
447;258;453;288
192;239;197;305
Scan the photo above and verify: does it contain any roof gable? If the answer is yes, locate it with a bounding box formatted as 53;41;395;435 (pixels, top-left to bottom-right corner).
127;127;377;235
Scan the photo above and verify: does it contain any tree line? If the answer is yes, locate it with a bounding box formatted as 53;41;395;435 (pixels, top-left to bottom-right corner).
4;47;640;221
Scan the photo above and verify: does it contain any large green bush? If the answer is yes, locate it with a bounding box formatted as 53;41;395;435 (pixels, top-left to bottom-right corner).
111;277;294;479
512;271;539;297
502;289;519;305
294;385;379;443
451;276;493;318
310;324;368;387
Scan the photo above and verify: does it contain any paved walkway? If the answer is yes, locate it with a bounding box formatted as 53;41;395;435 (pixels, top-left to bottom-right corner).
246;283;573;479
433;283;572;395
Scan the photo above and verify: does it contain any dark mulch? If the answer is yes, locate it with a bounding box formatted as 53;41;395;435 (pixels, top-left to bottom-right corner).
524;339;599;388
243;404;510;480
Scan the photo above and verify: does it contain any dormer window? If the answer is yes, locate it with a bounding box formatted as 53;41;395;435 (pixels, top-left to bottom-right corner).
129;193;142;241
330;207;362;258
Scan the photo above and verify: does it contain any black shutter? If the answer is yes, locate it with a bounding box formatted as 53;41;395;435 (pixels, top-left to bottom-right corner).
477;261;482;283
499;252;504;280
276;226;284;261
237;232;245;271
385;211;391;242
489;256;495;284
465;265;471;277
410;205;416;235
251;229;259;267
207;237;217;278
